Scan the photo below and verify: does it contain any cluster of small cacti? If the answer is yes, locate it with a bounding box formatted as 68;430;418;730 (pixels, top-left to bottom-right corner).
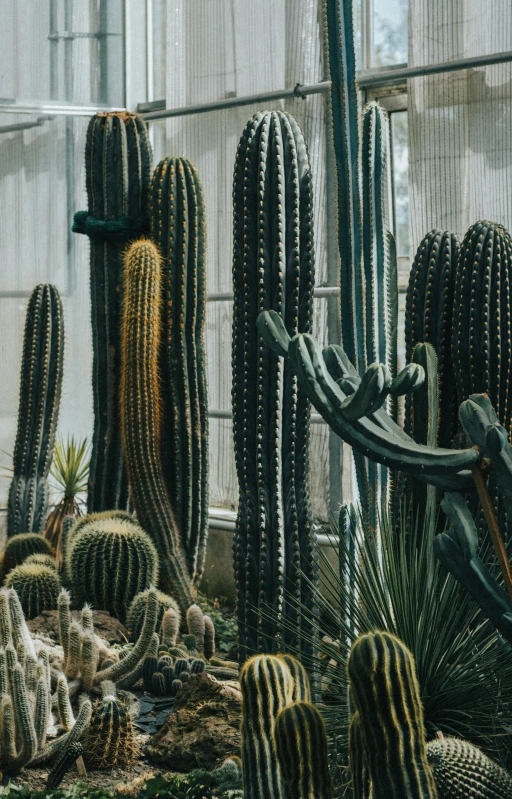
0;587;92;777
141;648;205;697
64;512;159;621
8;284;64;538
82;682;138;769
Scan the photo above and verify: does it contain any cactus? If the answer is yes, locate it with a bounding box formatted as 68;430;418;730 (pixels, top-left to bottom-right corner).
120;239;194;610
174;657;190;677
66;514;159;621
162;607;180;649
73;112;152;512
24;553;58;572
46;740;83;789
186;604;205;652
142;656;158;691
274;701;333;799
426;736;512;798
151;672;167;696
5;564;61;620
148;157;209;584
83;689;138;769
240;654;295;799
405;230;460;447
8;284;64;537
128;588;180;641
276;653;311;702
2;533;53;576
203;614;215;660
171;678;182;696
348;631;437;798
232;110;317;664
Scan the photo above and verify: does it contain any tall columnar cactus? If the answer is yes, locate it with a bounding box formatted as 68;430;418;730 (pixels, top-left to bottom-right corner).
452;221;512;433
73;112;152;512
405;230;460;447
148;158;209;585
232;110;317;663
275;701;333;799
348;631;438;798
240;654;294;799
66;514;159;621
120;240;194;610
426;736;512;798
8;284;64;537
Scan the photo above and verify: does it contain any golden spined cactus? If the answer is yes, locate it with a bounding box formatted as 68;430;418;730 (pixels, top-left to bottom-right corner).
120;239;194;611
240;654;295;799
5;563;61;620
127;588;180;642
348;631;438;799
149;157;209;586
83;685;138;769
2;533;53;577
277;654;311;702
275;701;333;799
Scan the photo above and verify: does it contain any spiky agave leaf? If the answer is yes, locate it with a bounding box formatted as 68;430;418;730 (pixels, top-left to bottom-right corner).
45;437;90;561
261;504;512;790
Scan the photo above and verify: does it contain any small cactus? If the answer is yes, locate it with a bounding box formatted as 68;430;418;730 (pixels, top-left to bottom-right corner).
171;678;182;696
2;534;53;576
174;658;190;677
190;659;205;674
162;607;180;649
162;666;175;693
128;588;180;641
83;693;138;769
5;564;61;620
142;656;158;691
275;701;333;799
427;736;512;798
203;614;215;660
186;604;205;652
151;672;167;696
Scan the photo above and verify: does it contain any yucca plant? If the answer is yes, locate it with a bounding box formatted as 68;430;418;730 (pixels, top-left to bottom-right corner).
264;505;512;793
44;437;90;566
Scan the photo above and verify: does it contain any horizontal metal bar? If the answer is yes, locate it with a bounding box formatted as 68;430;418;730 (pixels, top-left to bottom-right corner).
358;49;512;88
0;101;125;117
140;81;331;121
206;286;340;302
0;115;54;134
209;409;325;424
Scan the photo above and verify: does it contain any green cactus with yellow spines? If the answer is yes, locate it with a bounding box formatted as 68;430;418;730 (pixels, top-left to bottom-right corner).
276;653;311;702
120;239;194;611
73;112;152;513
2;533;53;577
8;284;64;537
274;701;333;799
149;157;209;585
23;553;58;572
240;654;295;799
5;564;61;620
83;689;138;769
127;588;180;642
348;631;438;799
66;514;159;621
232;110;317;664
426;737;512;798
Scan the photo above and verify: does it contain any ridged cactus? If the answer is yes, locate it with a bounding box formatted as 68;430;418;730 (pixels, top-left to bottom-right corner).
148;157;209;584
240;654;295;799
83;688;138;769
203;614;215;660
8;284;64;536
452;221;512;433
232;110;317;663
120;239;194;610
24;553;58;572
127;588;180;641
348;631;437;798
406;230;460;446
66;514;159;621
162;607;180;649
5;564;61;620
274;701;333;799
46;740;83;790
2;533;53;576
73;112;152;512
186;604;205;653
427;736;512;798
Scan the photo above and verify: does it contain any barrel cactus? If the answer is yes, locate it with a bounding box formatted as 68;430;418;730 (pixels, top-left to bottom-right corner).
83;689;138;769
148;157;209;585
66;514;159;621
2;533;53;576
72;112;152;512
232;110;317;663
23;553;58;572
427;736;512;798
5;564;61;620
8;284;64;537
127;588;180;641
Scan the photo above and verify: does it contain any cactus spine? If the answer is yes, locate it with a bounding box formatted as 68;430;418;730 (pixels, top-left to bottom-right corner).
2;533;53;576
348;631;437;798
120;239;194;610
274;701;333;799
427;736;512;798
5;564;61;620
232;110;317;663
149;157;209;584
8;284;64;536
186;604;205;653
240;654;295;799
66;514;159;621
83;689;137;769
73;112;152;512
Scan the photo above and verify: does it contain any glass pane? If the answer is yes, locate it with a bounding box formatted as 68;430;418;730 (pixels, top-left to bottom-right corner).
374;0;408;67
391;110;410;258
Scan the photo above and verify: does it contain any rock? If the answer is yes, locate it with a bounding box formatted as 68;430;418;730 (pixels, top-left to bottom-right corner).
27;609;129;644
145;673;241;771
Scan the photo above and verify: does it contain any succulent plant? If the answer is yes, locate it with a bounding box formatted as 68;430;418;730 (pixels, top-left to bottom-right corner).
66;514;159;621
83;687;138;769
275;701;333;799
427;736;512;798
151;672;167;696
186;604;205;652
73;112;152;512
120;239;194;610
203;614;215;661
23;553;58;572
8;284;64;537
232;110;317;665
127;590;180;646
2;533;53;576
171;678;182;696
162;607;180;649
149;157;209;585
5;563;61;619
46;740;83;789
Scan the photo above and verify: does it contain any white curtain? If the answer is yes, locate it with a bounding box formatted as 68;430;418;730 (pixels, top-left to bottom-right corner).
408;0;512;245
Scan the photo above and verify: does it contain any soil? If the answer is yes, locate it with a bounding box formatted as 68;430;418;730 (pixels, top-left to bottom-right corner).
28;609;130;645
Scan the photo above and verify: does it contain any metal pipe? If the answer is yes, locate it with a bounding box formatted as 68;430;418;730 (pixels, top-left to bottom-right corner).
208;409;325;425
0;102;125;116
140;81;332;120
206;286;340;303
358;49;512;88
0;117;53;135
